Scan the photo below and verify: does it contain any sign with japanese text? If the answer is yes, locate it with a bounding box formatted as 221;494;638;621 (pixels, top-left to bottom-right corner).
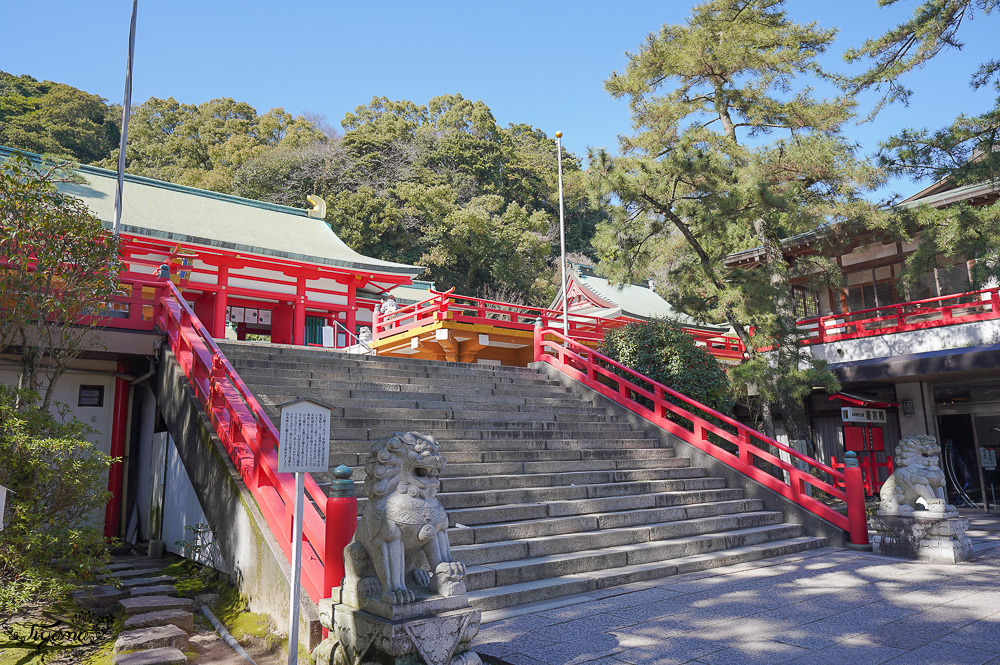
841;407;887;424
278;400;331;473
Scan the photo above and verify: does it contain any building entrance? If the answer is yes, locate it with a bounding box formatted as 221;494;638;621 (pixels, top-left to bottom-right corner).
937;413;997;511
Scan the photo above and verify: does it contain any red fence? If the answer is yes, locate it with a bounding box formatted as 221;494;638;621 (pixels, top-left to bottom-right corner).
104;274;355;604
533;327;869;544
375;289;746;361
797;287;1000;345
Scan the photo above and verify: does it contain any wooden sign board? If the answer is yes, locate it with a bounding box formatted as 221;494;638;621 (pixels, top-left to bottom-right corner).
841;407;887;424
277;399;331;473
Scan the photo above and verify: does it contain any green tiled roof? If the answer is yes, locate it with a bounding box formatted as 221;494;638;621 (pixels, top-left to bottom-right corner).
1;147;423;277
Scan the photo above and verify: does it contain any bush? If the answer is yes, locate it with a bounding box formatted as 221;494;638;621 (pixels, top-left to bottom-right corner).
0;386;112;614
598;318;733;415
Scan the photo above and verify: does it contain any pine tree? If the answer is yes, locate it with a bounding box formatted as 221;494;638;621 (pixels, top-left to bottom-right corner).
590;0;886;448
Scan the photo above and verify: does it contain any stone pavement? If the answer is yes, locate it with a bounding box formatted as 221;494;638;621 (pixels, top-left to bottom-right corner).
474;511;1000;665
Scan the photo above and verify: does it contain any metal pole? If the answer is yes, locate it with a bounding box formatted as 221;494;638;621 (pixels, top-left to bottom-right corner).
555;131;568;336
287;471;305;664
113;0;138;236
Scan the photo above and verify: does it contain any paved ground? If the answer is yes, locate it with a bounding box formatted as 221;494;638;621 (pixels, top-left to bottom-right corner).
474;511;1000;665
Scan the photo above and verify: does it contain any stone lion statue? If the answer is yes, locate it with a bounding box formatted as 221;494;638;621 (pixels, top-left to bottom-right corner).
342;432;466;605
879;434;955;516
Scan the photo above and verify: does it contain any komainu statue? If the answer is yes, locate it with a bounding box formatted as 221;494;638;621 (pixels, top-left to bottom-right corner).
878;434;955;516
342;431;466;604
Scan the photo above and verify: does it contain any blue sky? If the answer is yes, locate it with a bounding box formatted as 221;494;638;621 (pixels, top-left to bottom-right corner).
3;1;997;199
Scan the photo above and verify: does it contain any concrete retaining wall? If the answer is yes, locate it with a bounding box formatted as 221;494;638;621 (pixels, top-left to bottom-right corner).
151;349;322;649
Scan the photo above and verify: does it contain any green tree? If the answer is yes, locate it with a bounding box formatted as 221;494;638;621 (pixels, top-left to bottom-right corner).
0;72;119;163
0;386;112;615
847;0;1000;292
590;0;884;447
599;318;733;415
0;153;122;410
102;96;324;193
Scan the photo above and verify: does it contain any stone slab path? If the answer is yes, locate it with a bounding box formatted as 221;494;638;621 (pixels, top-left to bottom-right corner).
475;511;1000;665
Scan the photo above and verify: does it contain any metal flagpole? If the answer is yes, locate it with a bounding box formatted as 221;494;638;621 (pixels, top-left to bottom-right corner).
555;131;568;336
113;0;138;237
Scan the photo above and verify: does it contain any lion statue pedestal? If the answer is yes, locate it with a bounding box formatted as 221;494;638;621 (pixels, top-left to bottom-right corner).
870;435;973;563
314;432;481;665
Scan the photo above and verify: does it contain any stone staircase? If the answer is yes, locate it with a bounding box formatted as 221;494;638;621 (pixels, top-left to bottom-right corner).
216;341;826;612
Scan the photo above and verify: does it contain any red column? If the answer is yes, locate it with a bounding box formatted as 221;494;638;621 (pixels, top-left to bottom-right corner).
104;362;130;539
844;451;870;547
293;277;306;346
271;304;294;345
346;283;357;339
212;266;229;338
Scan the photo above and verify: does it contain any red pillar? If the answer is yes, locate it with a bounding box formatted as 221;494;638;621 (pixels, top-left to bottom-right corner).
271;303;294;345
104;362;130;539
346;283;357;339
293;277;306;346
844;451;870;547
212;266;229;338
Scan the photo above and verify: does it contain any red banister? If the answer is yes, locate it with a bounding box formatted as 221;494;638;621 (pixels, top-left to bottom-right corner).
533;327;865;539
797;287;1000;345
372;288;746;361
152;277;354;604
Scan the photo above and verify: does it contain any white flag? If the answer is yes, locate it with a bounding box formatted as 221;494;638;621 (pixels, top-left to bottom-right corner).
0;485;7;532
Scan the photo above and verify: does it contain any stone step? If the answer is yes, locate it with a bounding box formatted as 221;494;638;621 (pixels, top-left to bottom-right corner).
237;365;559;385
435;467;709;493
259;395;609;416
327;427;644;444
454;511;785;566
98;567;163;581
247;382;573;400
429;477;728;511
119;575;177;589
114;624;189;655
123;610;195;634
463;523;805;591
322;447;680;472
129;585;177;597
112;646;187;665
218;342;542;375
446;499;765;546
120;595;193;617
467;536;827;612
262;404;616;424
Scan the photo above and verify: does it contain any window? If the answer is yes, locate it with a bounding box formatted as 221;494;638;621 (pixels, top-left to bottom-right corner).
78;385;105;407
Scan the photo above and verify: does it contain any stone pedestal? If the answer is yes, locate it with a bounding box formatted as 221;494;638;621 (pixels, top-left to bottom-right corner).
315;590;481;665
870;513;973;563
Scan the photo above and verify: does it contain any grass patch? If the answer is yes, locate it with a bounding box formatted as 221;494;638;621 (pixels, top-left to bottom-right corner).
210;585;284;654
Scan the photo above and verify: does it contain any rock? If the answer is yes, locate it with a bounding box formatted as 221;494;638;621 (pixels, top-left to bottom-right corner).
120;575;177;588
99;568;163;581
72;585;125;612
120;595;193;616
124;609;195;633
130;585;177;598
112;646;187;665
195;592;219;607
114;624;189;654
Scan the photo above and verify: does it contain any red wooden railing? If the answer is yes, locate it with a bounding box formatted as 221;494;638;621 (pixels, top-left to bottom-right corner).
374;289;746;361
797;287;1000;345
830;455;895;496
101;273;356;604
533;327;869;544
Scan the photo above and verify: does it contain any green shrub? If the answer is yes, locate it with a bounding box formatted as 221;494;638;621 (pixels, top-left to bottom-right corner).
0;386;112;614
598;318;733;416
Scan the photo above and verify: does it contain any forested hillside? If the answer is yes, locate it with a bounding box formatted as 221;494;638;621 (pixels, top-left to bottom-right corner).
0;72;606;304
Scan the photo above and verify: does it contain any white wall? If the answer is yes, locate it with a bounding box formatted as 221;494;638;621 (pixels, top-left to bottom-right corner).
161;433;226;571
807;318;1000;365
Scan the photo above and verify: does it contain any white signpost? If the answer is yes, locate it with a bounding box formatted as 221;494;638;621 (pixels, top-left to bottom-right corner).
841;407;887;424
278;399;332;665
